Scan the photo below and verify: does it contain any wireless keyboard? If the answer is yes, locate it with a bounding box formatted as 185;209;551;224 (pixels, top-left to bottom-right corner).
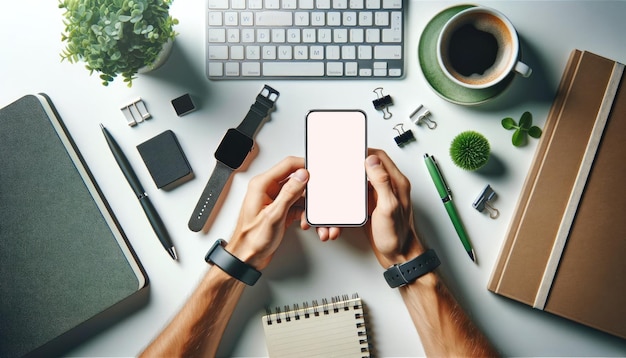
206;0;404;79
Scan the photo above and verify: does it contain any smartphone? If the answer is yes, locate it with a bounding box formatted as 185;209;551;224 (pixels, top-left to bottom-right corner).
305;110;367;226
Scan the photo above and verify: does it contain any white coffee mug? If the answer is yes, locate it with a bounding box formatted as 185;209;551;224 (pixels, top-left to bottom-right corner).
437;6;532;90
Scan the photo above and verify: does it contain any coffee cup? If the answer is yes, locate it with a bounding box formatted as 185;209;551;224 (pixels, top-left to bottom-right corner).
437;6;532;90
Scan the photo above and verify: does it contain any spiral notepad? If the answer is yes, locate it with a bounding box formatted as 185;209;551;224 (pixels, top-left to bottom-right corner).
262;294;370;358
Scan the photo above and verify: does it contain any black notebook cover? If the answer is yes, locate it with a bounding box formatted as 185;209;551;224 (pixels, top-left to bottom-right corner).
0;94;148;357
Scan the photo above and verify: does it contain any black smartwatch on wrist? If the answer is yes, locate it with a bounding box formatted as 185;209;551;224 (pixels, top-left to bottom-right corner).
205;239;261;286
383;249;440;288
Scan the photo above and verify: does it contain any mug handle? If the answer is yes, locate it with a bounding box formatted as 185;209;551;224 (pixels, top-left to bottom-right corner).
515;61;532;77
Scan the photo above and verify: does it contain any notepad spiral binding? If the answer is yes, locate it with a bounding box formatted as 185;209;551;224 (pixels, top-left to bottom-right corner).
264;293;370;357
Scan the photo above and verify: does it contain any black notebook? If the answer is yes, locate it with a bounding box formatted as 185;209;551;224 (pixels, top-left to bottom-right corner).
0;94;148;358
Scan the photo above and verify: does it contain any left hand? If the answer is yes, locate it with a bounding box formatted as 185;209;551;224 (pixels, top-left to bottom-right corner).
226;156;309;271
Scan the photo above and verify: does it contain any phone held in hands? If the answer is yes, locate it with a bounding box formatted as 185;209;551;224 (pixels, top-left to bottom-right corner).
305;110;368;227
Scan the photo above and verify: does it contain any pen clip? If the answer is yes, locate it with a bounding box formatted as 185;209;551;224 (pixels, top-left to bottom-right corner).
430;155;452;199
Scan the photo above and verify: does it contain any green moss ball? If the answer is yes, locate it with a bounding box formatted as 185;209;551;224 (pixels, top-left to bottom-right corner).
449;131;490;171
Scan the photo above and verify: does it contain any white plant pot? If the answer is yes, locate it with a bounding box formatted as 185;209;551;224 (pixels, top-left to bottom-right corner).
138;39;174;74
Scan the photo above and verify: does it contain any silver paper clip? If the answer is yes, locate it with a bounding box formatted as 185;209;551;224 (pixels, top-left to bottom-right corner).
393;123;415;147
372;87;393;119
473;184;500;219
121;98;151;127
409;104;436;129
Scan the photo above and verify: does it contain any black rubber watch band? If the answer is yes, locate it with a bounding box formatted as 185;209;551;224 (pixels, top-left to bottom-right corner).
205;239;261;286
236;85;280;138
188;161;233;232
383;249;440;288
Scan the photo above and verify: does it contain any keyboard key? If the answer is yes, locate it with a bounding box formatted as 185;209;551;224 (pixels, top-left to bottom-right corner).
327;62;343;76
255;11;293;26
208;62;223;76
263;62;325;76
242;62;261;75
209;0;229;9
374;45;401;59
382;0;401;9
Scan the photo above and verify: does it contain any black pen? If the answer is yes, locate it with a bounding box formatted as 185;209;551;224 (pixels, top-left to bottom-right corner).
100;124;177;260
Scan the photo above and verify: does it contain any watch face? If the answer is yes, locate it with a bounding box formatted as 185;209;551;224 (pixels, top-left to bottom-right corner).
215;129;253;169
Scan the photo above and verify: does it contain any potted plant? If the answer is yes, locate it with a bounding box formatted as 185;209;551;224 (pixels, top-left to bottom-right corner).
59;0;178;87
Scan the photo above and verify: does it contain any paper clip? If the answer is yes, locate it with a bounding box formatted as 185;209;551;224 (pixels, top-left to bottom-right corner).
393;124;415;147
472;184;500;219
121;98;151;127
409;104;436;129
372;87;393;119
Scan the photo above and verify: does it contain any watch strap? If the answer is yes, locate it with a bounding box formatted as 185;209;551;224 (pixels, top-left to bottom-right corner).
384;249;440;288
235;85;280;138
205;239;261;286
188;161;234;232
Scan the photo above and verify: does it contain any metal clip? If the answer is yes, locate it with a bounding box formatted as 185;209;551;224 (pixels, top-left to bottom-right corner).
121;98;151;127
393;124;415;147
410;104;436;129
372;87;393;119
472;184;500;219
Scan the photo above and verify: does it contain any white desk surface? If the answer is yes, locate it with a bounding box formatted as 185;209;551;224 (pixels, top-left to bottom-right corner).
2;1;626;356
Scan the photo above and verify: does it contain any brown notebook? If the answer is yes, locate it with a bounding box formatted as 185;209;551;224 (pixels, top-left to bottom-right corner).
488;50;626;340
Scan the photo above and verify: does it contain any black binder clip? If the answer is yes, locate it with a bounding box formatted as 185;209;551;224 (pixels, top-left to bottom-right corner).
372;87;393;119
393;124;415;147
473;184;500;219
410;104;436;129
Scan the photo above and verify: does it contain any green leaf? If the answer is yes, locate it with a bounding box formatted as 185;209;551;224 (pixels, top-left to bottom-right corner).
512;129;526;147
519;111;532;129
501;117;517;130
528;126;543;138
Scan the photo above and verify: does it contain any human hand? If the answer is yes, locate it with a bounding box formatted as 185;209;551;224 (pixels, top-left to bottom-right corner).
365;149;424;268
225;156;308;271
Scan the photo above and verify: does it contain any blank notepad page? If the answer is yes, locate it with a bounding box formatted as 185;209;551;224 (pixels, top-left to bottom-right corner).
262;295;370;357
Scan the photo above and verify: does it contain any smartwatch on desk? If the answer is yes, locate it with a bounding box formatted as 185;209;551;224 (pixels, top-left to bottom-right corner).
188;85;280;232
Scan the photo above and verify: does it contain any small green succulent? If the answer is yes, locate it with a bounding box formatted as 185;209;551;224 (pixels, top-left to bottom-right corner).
449;131;491;171
501;111;542;147
59;0;179;87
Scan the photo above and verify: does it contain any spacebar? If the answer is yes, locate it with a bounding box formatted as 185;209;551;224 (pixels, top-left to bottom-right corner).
263;62;325;76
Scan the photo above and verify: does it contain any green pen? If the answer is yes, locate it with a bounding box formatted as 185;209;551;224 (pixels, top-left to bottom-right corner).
424;153;476;262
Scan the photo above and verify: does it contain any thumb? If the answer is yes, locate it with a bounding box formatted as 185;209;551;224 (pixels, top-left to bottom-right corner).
273;169;309;212
365;155;395;199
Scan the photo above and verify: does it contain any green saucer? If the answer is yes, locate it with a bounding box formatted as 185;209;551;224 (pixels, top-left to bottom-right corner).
418;4;514;105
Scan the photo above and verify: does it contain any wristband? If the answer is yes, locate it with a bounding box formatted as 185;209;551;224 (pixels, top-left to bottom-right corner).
205;239;261;286
383;249;440;288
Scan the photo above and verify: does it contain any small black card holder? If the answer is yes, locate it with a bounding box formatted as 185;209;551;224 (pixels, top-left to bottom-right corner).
137;130;193;190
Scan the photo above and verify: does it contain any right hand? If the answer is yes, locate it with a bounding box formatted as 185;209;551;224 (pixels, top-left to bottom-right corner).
364;149;424;268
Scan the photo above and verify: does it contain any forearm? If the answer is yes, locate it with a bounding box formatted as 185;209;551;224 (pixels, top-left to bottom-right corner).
140;267;245;357
399;272;498;357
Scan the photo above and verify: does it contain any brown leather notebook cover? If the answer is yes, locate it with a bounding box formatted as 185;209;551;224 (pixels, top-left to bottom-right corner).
488;50;626;340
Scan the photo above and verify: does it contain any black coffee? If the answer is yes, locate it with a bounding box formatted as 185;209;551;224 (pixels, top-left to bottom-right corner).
448;23;498;77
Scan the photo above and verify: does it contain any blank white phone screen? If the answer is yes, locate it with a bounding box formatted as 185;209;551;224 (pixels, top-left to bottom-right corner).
306;110;367;226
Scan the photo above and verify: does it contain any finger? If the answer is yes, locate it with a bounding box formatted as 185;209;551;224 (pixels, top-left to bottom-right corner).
271;168;309;214
316;227;329;241
367;149;411;202
328;227;341;240
365;154;396;200
368;148;409;189
250;156;305;196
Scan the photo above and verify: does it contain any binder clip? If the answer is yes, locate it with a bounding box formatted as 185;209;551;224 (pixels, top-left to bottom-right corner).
393;124;415;147
121;98;151;127
372;87;393;119
410;104;436;129
473;184;500;219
